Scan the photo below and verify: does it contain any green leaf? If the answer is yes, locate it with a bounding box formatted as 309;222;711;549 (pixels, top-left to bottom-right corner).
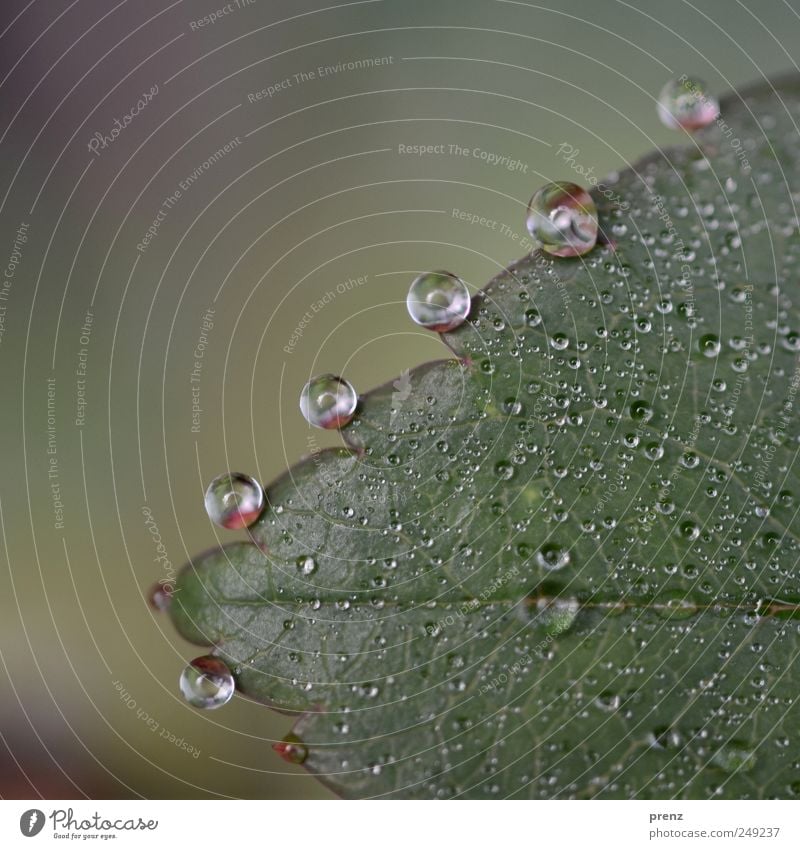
170;76;800;799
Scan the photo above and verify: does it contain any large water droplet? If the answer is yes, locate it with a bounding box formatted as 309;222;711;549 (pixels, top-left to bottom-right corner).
644;442;664;461
657;77;719;131
204;472;265;529
406;271;471;332
300;374;358;429
179;656;235;709
526;181;598;257
679;520;701;542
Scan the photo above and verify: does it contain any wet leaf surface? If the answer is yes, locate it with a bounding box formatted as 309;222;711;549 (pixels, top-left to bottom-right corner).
170;76;800;798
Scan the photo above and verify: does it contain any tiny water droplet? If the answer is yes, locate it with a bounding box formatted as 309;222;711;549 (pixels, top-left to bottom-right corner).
300;374;358;429
526;181;598;258
406;271;471;332
535;543;571;571
594;692;621;712
712;743;756;773
179;656;235;709
524;308;542;327
699;334;721;358
204;472;265;529
649;726;684;750
630;400;654;423
495;460;515;480
296;555;317;576
644;442;664;461
656;590;698;620
657;77;719;131
781;332;800;352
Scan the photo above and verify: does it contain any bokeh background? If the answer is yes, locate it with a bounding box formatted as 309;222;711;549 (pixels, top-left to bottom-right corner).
1;0;799;800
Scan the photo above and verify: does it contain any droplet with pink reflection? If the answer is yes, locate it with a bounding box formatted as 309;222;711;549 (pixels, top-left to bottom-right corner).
204;472;265;529
526;181;598;258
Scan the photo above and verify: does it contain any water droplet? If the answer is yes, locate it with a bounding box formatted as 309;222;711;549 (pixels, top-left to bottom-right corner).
204;472;265;529
536;597;579;633
525;181;598;258
273;733;308;764
656;590;698;620
406;271;471;332
644;442;664;461
148;582;173;612
594;692;621;712
524;308;542;327
680;451;700;469
699;334;721;358
679;520;701;541
296;555;317;576
712;743;756;773
649;726;683;750
494;460;515;480
300;374;358;429
179;656;235;709
781;332;800;352
520;596;580;636
630;400;654;423
657;77;719;131
535;543;571;571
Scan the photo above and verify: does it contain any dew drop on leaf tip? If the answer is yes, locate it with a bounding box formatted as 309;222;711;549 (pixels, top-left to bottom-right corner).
179;656;235;709
300;374;358;429
273;733;309;764
204;472;265;529
147;582;172;612
406;270;471;332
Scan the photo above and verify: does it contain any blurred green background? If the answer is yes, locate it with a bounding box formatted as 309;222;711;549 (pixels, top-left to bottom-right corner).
1;0;798;799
